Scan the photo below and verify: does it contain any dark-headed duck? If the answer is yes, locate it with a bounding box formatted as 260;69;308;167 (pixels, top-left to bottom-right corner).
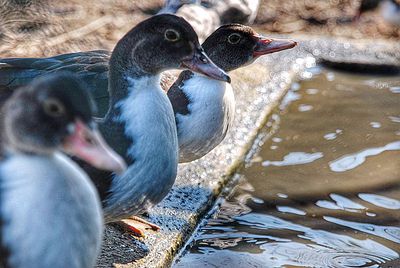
0;73;126;268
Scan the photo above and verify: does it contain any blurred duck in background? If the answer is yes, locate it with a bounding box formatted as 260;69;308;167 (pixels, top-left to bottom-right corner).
357;0;400;26
159;0;260;41
0;73;126;268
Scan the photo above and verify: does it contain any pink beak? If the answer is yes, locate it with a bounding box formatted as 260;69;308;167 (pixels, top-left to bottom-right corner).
253;36;297;58
63;120;127;174
181;47;231;83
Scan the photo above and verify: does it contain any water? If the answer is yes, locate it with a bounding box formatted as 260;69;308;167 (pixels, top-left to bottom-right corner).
173;68;400;268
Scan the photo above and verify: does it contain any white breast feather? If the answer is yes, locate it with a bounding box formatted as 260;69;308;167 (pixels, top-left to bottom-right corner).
104;75;178;220
0;153;103;268
176;74;235;162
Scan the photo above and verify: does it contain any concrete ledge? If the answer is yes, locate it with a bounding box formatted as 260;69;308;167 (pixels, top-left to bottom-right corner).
96;35;400;268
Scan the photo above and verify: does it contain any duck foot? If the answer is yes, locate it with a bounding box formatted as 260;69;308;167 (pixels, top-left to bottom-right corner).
119;216;160;237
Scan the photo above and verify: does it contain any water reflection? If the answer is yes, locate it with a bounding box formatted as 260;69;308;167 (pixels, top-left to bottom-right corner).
329;141;400;172
262;152;324;167
276;206;307;215
176;205;399;268
389;116;400;123
299;104;314;112
316;194;366;213
370;122;382;129
358;194;400;210
324;216;400;244
173;69;400;268
324;129;343;141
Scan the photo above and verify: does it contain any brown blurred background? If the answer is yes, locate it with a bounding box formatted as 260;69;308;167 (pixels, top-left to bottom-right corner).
0;0;398;57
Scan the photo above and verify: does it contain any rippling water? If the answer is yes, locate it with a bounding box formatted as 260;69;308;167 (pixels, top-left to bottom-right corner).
173;68;400;268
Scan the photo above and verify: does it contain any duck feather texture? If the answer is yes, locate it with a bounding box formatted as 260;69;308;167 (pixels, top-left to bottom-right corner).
0;153;103;268
102;75;178;221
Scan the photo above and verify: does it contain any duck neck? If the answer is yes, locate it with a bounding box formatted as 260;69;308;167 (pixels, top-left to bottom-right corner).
107;36;150;109
101;71;162;164
1;125;55;157
99;33;154;162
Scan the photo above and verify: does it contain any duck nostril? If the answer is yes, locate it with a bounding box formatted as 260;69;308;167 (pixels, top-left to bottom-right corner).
82;129;97;146
85;136;95;146
199;55;207;63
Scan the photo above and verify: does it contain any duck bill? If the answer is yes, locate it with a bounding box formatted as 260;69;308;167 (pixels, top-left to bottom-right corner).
253;36;297;58
63;120;127;174
180;48;231;83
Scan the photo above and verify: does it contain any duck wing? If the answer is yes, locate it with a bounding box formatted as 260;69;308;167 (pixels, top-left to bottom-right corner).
0;50;110;117
0;51;181;116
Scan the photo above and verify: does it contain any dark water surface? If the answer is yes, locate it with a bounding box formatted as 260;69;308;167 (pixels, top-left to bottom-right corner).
173;68;400;268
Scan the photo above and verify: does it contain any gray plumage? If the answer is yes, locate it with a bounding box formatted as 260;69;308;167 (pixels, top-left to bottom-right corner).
0;73;104;268
0;153;103;268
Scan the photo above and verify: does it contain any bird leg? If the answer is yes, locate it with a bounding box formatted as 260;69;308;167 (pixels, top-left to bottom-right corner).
118;216;160;237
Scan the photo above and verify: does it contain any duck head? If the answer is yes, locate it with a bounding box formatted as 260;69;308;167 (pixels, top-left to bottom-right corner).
202;24;297;72
112;14;230;82
2;73;126;174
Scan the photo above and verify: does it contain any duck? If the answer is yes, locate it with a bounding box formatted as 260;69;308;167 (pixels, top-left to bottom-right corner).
0;73;126;268
0;14;230;236
160;0;260;24
159;0;260;42
160;0;220;42
100;14;230;233
204;0;260;25
357;0;400;26
99;14;228;230
169;24;297;162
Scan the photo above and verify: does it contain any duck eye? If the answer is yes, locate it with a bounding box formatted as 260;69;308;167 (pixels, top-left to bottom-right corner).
165;29;180;42
43;98;65;117
228;33;241;44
